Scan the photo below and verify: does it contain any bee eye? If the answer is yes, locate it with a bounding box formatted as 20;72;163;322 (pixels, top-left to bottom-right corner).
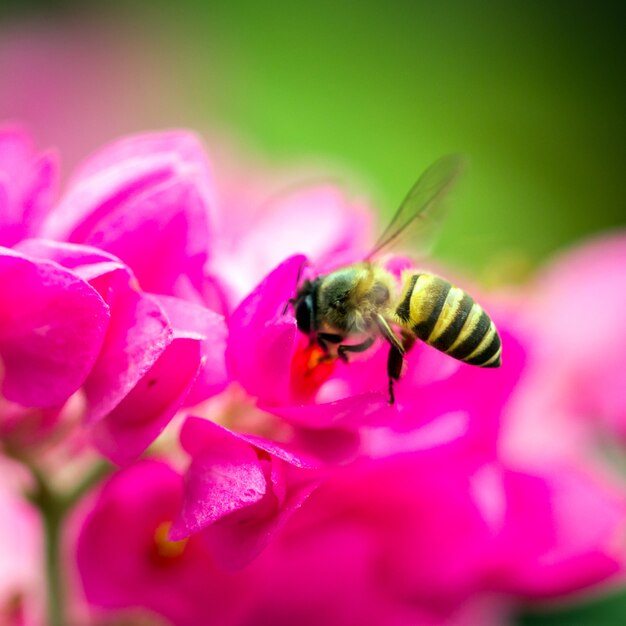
295;295;314;334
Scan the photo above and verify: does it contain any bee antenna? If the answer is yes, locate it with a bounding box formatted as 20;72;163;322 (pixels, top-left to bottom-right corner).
295;259;309;286
282;298;296;316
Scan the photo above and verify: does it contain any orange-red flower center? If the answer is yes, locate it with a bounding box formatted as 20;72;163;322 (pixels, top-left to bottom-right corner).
290;339;337;401
152;521;188;561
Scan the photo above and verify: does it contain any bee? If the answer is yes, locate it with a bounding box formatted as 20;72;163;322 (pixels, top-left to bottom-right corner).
291;155;502;404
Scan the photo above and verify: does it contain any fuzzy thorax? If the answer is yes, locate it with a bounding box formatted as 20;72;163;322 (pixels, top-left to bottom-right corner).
315;263;397;334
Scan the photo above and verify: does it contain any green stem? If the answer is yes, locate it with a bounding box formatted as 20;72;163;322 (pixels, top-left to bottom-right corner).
43;505;64;626
28;464;66;626
26;458;113;626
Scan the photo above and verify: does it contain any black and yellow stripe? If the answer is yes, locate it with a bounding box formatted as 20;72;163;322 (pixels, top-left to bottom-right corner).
394;273;501;367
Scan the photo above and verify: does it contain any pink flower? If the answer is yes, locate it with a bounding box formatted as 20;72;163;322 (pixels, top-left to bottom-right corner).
0;126;56;247
76;460;252;626
170;416;319;569
76;440;625;626
76;458;507;626
0;456;44;626
207;179;373;309
0;245;109;409
41;131;215;302
269;444;625;610
500;231;626;466
3;124;625;625
226;254;523;452
14;239;228;464
523;231;626;444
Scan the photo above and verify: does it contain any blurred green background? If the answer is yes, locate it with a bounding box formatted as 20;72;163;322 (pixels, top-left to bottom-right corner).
1;0;625;283
1;0;625;623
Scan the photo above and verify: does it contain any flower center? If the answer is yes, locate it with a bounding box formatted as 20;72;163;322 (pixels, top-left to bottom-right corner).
290;338;337;400
153;521;188;560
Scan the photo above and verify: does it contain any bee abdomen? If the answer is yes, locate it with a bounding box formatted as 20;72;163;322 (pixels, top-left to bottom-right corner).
395;273;501;368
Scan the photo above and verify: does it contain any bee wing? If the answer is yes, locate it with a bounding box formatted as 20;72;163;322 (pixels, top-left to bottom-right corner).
365;154;466;261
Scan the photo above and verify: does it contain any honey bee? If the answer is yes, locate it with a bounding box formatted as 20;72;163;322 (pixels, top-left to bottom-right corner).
290;155;502;404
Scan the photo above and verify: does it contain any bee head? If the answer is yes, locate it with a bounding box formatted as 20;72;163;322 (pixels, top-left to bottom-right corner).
293;279;319;335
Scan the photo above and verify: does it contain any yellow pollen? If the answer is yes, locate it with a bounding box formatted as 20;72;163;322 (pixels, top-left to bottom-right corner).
153;521;188;559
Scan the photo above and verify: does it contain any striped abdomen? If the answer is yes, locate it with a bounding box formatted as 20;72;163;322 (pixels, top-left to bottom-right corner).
394;273;501;367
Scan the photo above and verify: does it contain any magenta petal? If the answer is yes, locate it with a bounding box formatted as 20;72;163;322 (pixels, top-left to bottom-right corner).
171;429;267;538
226;255;305;403
209;184;373;306
154;295;229;404
204;477;316;571
76;177;211;296
12;239;173;425
269;392;390;429
0;126;57;246
180;416;319;469
43;130;214;297
175;416;319;567
83;286;172;423
0;247;109;407
67;130;214;198
527;232;626;442
91;337;204;465
497;464;626;598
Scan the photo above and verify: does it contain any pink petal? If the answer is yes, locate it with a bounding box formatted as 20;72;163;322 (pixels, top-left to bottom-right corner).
0;126;57;246
226;255;304;404
496;463;626;598
173;416;320;567
16;238;127;283
171;425;267;538
271;392;390;429
0;247;109;407
209;184;373;307
526;232;626;442
42;130;214;298
91;336;204;465
154;294;229;404
0;459;44;624
83;283;172;424
180;416;319;469
203;476;316;571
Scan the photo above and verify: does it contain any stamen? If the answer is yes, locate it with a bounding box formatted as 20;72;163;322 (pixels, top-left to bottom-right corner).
290;338;337;400
153;521;188;560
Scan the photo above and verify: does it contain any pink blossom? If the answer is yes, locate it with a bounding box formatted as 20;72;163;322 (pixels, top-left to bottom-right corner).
2;125;625;625
0;126;56;248
499;231;626;469
207;179;373;309
76;458;507;626
0;245;109;408
523;231;626;445
75;438;625;626
226;254;523;452
170;416;319;569
76;460;253;626
40;131;215;302
14;239;228;464
0;456;44;626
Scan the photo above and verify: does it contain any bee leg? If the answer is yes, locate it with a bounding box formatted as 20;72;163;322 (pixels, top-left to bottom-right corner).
400;329;416;353
337;337;375;363
374;313;406;403
375;314;404;354
387;344;404;405
317;336;329;353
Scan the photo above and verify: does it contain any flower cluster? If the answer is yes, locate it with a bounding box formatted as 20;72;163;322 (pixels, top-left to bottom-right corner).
1;125;625;626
